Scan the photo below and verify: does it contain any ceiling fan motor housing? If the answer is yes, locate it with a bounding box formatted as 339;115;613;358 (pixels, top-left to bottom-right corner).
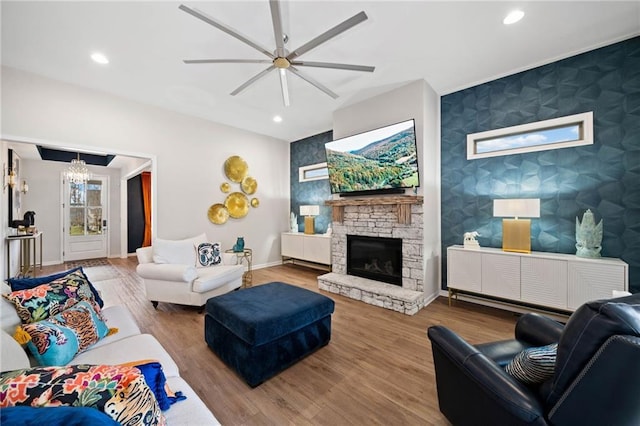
274;57;290;69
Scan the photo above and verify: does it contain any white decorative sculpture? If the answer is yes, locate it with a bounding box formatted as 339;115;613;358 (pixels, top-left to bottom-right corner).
463;231;480;249
325;224;332;236
290;212;298;233
576;209;602;258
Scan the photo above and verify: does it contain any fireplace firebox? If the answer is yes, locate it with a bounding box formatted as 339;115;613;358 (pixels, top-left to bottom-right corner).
347;235;402;286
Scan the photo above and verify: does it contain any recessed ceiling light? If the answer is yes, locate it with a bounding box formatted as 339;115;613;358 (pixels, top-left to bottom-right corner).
273;115;283;123
91;52;109;65
503;10;525;25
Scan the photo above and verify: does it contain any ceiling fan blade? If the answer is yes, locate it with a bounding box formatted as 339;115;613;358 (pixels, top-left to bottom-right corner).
290;61;375;72
288;66;338;99
278;69;291;106
184;59;272;64
179;4;274;59
230;65;275;96
269;0;286;58
287;11;368;61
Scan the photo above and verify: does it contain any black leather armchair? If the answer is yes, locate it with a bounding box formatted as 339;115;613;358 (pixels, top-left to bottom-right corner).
427;293;640;426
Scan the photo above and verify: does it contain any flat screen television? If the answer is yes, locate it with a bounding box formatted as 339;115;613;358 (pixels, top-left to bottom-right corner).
324;119;419;195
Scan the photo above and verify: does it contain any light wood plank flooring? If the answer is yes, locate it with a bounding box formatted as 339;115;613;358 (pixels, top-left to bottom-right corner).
43;258;520;425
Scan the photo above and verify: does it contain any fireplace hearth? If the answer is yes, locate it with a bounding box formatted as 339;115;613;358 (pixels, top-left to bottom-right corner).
347;235;402;286
318;199;426;315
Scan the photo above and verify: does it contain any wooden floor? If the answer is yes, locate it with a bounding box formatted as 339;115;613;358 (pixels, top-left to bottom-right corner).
43;259;520;425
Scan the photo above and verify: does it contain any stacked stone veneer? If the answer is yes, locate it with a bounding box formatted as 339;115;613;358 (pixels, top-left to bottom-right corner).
318;203;426;315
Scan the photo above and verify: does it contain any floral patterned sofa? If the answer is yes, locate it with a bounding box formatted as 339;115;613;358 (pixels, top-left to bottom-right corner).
0;267;219;425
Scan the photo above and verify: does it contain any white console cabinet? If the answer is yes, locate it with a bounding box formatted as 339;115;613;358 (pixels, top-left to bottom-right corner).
447;245;628;312
281;233;331;266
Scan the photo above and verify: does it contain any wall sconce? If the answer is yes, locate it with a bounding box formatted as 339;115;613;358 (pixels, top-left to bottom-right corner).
20;180;29;194
3;164;16;193
493;198;540;253
300;205;320;235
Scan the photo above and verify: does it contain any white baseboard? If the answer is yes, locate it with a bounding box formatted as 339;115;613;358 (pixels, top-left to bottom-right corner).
252;260;283;270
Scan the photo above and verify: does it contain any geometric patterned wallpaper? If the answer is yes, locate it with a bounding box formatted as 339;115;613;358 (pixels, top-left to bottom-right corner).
441;36;640;292
290;130;333;234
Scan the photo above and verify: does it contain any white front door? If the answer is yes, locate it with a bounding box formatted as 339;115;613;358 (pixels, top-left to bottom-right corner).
63;176;108;261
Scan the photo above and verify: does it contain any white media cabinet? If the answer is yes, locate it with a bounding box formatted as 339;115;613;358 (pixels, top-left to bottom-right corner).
447;245;628;312
281;232;331;267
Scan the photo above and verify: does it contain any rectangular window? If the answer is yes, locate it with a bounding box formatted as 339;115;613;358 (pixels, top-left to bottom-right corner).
467;112;593;159
299;162;329;182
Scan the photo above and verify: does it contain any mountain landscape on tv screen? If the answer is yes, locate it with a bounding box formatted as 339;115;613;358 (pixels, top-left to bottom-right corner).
327;128;419;193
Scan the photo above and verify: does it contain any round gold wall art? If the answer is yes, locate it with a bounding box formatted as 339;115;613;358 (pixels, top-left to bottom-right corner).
208;203;229;224
224;156;248;183
251;198;260;208
241;176;257;195
220;182;231;193
225;192;249;218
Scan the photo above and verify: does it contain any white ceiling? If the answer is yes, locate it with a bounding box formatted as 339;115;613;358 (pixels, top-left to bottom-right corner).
2;1;639;143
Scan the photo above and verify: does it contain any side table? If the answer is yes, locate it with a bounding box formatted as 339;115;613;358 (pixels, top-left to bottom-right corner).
225;248;253;287
6;232;43;279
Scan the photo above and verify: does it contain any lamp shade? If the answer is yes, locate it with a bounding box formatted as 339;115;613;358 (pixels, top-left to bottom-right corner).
493;199;540;218
300;205;320;216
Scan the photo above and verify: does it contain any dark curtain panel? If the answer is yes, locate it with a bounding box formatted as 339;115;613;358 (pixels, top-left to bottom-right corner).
127;174;144;254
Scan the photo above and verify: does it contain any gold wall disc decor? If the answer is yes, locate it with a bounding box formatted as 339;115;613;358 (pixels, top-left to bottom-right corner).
220;182;231;193
241;176;258;195
208;203;229;224
251;198;260;208
225;192;249;218
224;156;248;183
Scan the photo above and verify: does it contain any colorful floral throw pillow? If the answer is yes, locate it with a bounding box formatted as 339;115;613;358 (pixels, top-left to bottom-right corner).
7;266;105;308
2;269;101;324
20;300;110;366
0;364;165;426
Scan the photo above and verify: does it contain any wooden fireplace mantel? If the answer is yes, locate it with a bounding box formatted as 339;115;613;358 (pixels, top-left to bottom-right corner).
325;195;423;225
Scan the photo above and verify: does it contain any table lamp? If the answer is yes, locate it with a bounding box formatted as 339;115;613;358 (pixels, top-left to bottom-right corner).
300;205;320;235
493;198;540;253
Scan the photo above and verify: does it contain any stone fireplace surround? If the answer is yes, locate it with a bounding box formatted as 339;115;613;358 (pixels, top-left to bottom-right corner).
318;196;426;315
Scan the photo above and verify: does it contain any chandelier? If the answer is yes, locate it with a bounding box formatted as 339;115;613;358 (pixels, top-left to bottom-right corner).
65;153;91;184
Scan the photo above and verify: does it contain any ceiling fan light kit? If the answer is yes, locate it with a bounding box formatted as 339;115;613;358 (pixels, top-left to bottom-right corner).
180;0;375;106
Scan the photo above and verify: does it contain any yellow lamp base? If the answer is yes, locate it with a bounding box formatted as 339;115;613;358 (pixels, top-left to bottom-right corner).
304;216;315;235
502;219;531;253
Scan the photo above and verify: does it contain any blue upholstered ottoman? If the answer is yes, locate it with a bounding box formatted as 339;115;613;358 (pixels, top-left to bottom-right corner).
204;282;335;387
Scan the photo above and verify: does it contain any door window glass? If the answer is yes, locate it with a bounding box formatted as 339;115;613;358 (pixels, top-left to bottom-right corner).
68;179;103;236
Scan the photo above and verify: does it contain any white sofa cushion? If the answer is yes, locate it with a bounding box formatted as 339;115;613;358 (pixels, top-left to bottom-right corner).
137;246;154;264
137;263;198;283
164;376;221;425
152;233;207;265
70;334;180;378
1;329;30;371
192;265;245;293
89;305;141;350
1;283;21;335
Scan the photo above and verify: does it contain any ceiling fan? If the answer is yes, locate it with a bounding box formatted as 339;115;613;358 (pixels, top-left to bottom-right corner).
179;1;375;106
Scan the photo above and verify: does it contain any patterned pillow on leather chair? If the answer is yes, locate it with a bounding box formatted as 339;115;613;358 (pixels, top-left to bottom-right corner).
505;342;557;385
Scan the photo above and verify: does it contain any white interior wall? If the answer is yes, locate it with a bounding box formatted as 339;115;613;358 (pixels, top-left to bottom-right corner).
1;66;290;279
332;80;441;299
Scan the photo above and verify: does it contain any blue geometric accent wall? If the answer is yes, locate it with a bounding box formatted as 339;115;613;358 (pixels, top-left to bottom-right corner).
290;130;333;233
441;36;640;292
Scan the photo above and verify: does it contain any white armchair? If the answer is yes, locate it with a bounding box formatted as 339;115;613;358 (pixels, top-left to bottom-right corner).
136;234;244;309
